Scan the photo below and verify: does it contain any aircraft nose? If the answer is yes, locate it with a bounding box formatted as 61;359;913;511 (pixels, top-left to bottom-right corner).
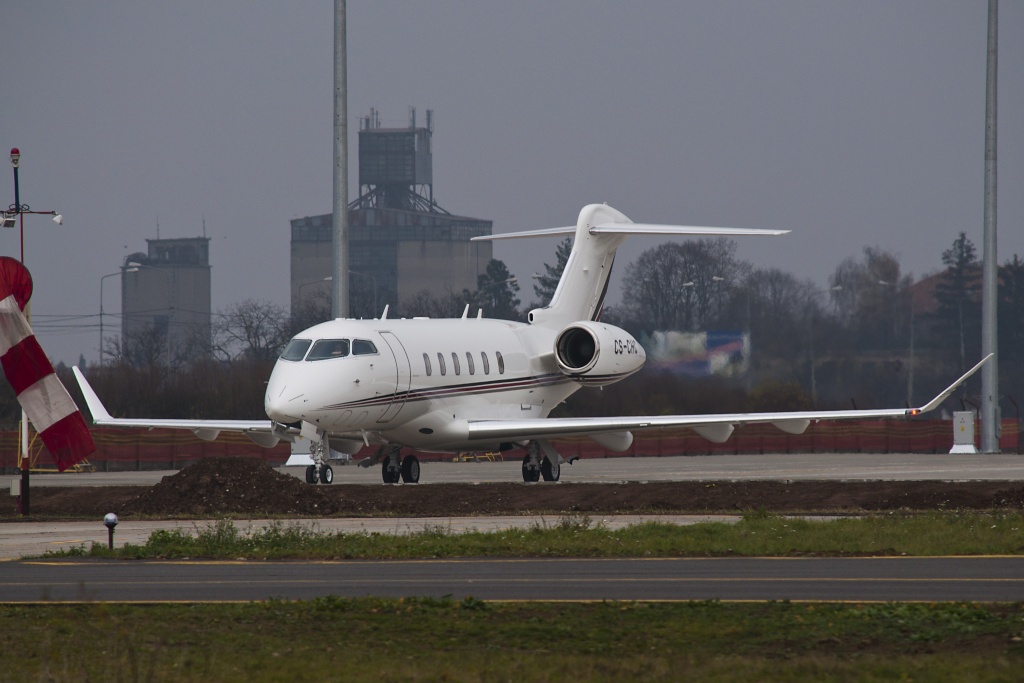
264;388;295;423
265;368;300;422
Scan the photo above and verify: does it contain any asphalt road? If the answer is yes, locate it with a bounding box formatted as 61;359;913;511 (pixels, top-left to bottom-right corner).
3;556;1024;603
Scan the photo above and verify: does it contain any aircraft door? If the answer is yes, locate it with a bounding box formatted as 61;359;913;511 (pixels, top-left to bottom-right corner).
377;331;411;423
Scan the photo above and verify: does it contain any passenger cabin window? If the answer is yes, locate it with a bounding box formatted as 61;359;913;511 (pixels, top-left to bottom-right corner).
423;353;432;376
306;339;349;361
481;352;490;375
496;350;505;374
437;352;446;376
451;352;461;375
466;352;475;375
352;339;378;355
281;339;312;361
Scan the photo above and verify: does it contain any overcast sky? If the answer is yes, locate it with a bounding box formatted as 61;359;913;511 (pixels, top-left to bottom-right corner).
2;1;1021;364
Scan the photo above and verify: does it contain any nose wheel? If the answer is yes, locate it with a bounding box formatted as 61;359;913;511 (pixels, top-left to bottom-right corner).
305;463;334;484
304;433;335;484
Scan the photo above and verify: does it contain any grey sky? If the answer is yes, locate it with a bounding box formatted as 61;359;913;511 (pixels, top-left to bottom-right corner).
2;2;1021;365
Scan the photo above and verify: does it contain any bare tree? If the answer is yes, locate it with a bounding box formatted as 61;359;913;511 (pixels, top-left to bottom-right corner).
622;239;747;331
829;246;912;351
214;299;290;362
111;323;169;370
399;289;470;319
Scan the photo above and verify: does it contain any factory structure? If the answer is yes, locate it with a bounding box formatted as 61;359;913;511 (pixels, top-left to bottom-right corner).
290;109;493;318
115;109;491;362
119;236;212;365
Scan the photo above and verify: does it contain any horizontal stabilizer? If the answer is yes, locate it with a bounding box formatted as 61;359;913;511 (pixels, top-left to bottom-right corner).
472;223;787;241
471;226;576;241
591;223;789;237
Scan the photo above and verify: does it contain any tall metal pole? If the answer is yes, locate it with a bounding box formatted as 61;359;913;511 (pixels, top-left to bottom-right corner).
981;0;999;453
331;0;350;319
10;149;29;514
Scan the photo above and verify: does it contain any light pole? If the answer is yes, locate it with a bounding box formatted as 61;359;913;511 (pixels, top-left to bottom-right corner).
7;148;63;517
98;271;122;365
880;279;917;406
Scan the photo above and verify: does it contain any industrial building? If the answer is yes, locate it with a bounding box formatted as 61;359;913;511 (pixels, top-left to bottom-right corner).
290;109;493;319
120;237;211;365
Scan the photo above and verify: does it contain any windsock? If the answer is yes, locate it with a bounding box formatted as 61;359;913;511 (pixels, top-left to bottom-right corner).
0;257;95;471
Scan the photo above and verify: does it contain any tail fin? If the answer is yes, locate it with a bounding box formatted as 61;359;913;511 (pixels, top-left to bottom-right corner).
474;204;789;328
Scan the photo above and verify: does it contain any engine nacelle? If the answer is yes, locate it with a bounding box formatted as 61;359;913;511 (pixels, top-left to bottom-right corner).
554;321;646;386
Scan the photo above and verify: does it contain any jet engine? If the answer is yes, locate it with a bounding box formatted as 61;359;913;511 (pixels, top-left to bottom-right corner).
553;321;646;386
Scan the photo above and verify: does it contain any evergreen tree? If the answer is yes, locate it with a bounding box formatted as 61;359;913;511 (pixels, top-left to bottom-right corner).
999;255;1024;366
475;259;520;320
532;238;572;306
934;232;980;372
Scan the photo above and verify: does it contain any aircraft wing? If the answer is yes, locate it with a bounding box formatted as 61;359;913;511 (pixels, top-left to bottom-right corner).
71;367;286;447
465;355;991;446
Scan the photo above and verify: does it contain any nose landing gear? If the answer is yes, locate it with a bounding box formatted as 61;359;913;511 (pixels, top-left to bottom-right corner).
304;433;335;485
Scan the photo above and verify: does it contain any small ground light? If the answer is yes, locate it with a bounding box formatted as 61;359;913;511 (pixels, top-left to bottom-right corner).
104;513;118;549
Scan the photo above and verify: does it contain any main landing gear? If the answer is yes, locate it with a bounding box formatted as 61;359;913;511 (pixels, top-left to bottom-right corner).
373;445;420;484
521;441;561;483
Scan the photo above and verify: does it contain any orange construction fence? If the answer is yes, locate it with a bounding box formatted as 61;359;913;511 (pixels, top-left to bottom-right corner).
0;419;1019;474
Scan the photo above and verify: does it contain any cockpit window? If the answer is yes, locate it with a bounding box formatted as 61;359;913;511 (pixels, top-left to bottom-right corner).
306;339;350;361
353;339;378;356
280;339;312;361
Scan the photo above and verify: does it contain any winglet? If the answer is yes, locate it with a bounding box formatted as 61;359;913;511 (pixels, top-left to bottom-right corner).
71;366;114;423
911;353;993;415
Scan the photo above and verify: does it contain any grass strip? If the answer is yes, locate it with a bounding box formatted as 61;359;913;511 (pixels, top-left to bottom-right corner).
46;510;1024;560
1;599;1022;682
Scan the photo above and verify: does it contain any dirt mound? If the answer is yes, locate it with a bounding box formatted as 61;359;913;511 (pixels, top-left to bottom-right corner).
120;457;340;517
6;458;1024;519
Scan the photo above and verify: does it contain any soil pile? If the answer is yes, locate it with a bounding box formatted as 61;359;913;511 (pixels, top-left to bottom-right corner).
120;457;338;517
5;458;1024;519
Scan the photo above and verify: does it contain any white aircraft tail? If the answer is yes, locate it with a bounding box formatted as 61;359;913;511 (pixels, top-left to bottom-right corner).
474;203;789;328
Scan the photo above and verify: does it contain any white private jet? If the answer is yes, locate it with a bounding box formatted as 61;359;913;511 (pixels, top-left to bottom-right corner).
73;204;989;485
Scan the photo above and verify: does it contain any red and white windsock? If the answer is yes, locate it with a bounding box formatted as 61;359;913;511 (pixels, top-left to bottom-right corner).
0;257;95;471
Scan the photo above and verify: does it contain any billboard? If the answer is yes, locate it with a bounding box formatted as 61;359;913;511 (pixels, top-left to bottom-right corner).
641;330;750;377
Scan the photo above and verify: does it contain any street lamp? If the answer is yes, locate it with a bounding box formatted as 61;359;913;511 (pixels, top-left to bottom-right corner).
299;276;332;295
98;271;124;365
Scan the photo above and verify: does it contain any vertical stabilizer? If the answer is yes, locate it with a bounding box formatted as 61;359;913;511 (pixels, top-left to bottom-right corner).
528;204;628;328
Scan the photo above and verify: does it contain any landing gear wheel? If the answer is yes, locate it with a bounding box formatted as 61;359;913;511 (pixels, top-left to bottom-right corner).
521;454;541;483
319;464;334;484
382;460;401;484
400;455;420;483
305;465;318;484
541;457;560;482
